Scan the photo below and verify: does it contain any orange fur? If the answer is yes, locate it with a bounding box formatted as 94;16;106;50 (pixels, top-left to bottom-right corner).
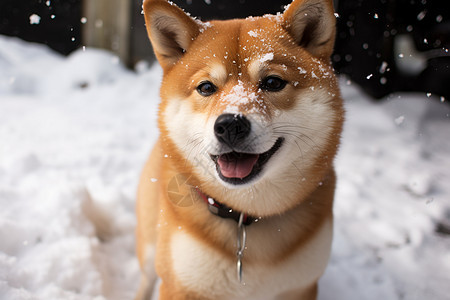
136;0;344;299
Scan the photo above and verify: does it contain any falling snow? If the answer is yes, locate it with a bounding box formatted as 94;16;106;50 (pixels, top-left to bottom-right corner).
29;14;41;25
0;35;449;300
394;115;405;125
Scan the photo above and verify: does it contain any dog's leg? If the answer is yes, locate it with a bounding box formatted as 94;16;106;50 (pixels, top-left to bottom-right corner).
135;273;149;300
134;242;158;300
158;283;207;300
276;283;318;300
135;141;162;300
135;269;154;300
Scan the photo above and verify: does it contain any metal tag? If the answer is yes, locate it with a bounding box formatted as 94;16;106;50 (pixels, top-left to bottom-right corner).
236;212;247;284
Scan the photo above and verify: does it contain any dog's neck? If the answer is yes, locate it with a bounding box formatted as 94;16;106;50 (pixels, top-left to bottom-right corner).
195;188;257;226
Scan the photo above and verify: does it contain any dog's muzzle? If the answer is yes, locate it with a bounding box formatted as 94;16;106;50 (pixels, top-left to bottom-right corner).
211;114;283;185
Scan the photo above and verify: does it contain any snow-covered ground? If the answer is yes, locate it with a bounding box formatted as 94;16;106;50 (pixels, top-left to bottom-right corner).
0;35;449;300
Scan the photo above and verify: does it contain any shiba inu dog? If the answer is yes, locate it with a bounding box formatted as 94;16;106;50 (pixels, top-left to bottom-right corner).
135;0;344;299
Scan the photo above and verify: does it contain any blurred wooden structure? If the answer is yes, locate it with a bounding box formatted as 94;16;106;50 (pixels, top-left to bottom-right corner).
82;0;131;61
82;0;154;67
80;0;291;68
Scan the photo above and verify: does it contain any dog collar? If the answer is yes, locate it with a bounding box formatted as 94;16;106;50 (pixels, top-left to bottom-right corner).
195;188;256;226
195;188;253;283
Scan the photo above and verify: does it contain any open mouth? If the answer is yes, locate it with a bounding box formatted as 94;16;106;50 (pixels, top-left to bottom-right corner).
210;138;284;185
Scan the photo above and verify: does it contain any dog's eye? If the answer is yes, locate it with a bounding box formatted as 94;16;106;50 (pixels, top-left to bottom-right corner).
197;81;217;96
260;76;287;92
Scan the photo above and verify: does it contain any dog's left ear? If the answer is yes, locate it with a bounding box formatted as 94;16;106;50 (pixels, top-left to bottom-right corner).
282;0;336;60
143;0;202;69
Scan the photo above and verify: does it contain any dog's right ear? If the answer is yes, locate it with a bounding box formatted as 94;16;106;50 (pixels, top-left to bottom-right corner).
143;0;201;69
282;0;336;60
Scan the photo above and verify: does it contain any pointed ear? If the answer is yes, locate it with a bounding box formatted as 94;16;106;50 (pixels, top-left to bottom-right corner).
143;0;201;69
282;0;336;59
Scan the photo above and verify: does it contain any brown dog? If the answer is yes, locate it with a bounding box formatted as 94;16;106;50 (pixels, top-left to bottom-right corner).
136;0;344;299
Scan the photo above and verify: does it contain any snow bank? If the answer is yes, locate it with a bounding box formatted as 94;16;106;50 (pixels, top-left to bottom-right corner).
0;36;160;300
321;81;450;300
0;35;449;299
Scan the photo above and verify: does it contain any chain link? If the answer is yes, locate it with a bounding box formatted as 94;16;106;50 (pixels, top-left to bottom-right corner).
236;212;247;283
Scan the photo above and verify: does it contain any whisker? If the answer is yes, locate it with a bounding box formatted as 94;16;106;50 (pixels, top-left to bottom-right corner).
183;133;205;169
273;129;319;152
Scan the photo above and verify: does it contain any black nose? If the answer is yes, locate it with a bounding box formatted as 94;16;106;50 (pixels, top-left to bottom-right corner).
214;114;251;147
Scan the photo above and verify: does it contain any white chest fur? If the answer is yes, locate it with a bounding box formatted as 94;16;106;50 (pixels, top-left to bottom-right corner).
170;217;333;300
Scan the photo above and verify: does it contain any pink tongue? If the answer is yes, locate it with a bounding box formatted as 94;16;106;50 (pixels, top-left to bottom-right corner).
217;153;259;179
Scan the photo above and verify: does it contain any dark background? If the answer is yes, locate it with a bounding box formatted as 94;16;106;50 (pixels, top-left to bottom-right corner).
1;0;448;99
0;0;82;55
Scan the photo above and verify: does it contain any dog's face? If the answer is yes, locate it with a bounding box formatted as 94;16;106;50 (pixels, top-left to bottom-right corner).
144;0;343;216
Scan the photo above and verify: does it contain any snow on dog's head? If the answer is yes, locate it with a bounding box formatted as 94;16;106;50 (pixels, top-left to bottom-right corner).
143;0;343;216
